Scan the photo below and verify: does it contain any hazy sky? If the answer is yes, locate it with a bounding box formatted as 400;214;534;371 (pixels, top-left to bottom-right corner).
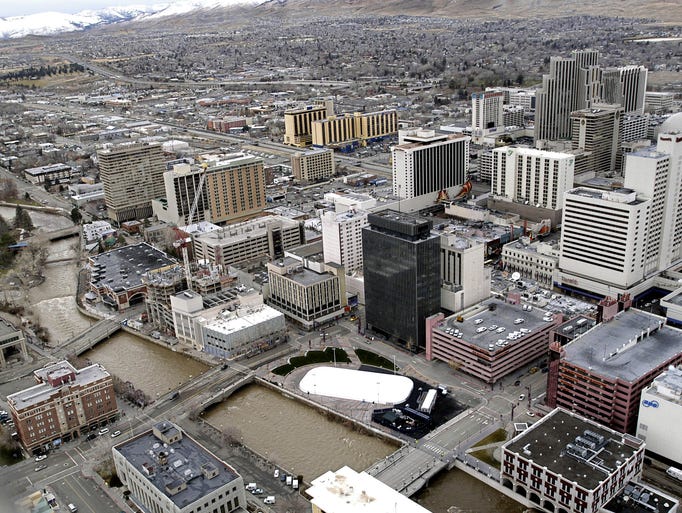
3;1;169;17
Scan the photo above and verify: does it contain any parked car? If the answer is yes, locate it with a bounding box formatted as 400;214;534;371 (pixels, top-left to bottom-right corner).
98;427;109;435
110;430;122;438
35;454;47;462
518;394;525;401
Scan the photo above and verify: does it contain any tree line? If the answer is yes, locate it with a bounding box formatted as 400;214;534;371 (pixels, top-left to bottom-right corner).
0;63;85;82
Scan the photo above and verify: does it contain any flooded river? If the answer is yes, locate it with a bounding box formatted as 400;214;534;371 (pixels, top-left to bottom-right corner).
11;206;524;512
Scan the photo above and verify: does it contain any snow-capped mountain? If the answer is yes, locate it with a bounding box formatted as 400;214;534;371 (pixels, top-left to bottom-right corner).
0;0;261;39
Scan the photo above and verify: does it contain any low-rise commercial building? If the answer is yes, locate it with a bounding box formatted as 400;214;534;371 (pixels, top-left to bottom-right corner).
23;163;71;185
426;298;559;383
7;361;118;454
547;308;682;434
501;408;645;513
113;421;246;513
88;243;176;310
201;304;286;359
502;239;559;287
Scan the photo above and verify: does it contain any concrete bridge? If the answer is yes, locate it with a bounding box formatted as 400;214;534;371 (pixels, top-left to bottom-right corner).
56;318;121;357
366;408;503;496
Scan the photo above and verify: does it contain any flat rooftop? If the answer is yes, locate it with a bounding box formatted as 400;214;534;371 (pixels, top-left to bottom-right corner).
0;318;20;337
647;366;682;405
114;421;240;510
299;367;413;404
193;215;299;245
8;362;110;410
437;299;554;352
308;465;431;513
564;310;682;382
604;481;678;513
203;305;283;336
90;243;175;292
504;408;642;490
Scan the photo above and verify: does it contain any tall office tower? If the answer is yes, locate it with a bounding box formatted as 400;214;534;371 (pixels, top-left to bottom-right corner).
362;210;440;351
570;104;623;175
392;129;469;199
283;100;333;147
321;209;368;274
491;146;575;210
471;91;504;140
535;50;600;142
559;187;651;292
98;142;166;224
291;147;335;182
624;131;682;272
603;66;648;114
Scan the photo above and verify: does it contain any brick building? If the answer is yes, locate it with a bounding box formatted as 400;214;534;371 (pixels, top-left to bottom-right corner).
7;361;118;454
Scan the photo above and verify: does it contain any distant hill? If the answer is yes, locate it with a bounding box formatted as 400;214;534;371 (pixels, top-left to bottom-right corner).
1;0;679;40
250;0;682;22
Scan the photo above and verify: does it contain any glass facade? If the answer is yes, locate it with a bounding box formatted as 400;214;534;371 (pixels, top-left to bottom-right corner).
363;211;440;352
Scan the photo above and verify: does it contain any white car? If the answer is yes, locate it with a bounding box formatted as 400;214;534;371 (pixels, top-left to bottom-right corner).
110;430;122;438
34;454;47;462
518;394;525;401
526;411;536;417
98;427;109;435
514;318;525;324
473;319;484;325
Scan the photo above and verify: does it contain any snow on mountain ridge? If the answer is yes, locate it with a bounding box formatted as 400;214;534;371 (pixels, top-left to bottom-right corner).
0;0;262;39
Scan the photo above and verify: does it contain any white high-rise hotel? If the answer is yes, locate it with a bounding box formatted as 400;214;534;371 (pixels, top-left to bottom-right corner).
321;209;368;274
491;147;575;210
392;129;469;199
558;119;682;295
471;91;504;141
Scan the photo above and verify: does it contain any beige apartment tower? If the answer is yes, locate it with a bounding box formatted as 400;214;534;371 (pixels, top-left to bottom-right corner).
98;142;166;224
311;109;398;148
291;148;335;182
283;100;334;147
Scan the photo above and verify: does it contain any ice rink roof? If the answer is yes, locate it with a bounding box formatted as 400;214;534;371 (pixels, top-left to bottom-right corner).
299;367;413;404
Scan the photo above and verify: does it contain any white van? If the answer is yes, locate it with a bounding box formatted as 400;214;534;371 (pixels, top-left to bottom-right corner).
245;482;257;491
68;504;78;513
264;496;275;504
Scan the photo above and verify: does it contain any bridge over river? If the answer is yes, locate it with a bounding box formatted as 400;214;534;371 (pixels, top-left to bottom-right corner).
366;408;504;496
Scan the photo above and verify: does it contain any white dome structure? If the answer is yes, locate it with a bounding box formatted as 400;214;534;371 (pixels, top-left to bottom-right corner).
659;112;682;133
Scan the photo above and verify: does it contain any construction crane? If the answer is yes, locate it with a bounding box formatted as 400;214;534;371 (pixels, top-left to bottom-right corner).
174;162;208;291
